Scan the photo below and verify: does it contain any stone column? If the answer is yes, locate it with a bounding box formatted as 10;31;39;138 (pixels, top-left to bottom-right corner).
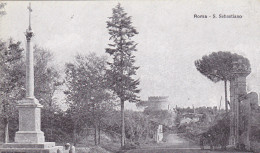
229;79;236;146
229;60;251;147
25;30;34;98
14;25;45;144
229;59;250;148
235;73;248;147
241;92;258;150
246;99;251;150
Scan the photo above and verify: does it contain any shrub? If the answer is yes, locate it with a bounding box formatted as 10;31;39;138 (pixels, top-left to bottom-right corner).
200;115;230;150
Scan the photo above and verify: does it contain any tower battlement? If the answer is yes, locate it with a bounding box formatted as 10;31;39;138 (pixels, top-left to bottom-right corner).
148;96;168;102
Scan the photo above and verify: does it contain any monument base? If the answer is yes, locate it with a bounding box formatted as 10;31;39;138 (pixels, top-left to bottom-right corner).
15;97;45;143
0;142;63;153
15;131;45;143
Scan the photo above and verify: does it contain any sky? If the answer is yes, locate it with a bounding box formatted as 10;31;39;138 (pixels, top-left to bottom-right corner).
1;0;260;110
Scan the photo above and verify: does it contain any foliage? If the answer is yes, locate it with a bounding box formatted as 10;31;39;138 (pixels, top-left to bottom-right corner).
251;126;260;143
42;109;75;143
100;110;122;140
125;110;152;143
101;110;154;144
65;53;110;107
34;46;63;108
175;106;228;149
200;114;230;150
0;39;24;100
0;39;24;142
178;112;230;149
0;3;6;16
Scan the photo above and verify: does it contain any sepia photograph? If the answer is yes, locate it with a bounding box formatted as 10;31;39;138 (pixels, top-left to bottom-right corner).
0;1;260;152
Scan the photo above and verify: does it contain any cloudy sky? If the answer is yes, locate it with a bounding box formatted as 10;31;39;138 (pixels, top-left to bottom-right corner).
1;0;260;110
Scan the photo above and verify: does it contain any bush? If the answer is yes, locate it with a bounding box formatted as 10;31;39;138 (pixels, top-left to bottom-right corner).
200;115;230;150
251;126;260;143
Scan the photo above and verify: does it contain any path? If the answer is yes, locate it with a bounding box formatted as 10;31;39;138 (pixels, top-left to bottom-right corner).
127;133;199;153
126;134;252;153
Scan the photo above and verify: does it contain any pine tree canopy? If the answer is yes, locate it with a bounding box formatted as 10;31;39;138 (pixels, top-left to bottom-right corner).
106;3;140;103
194;51;251;83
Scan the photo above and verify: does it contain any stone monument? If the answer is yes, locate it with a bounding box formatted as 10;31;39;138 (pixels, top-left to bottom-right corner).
229;59;251;148
0;3;63;153
228;58;260;150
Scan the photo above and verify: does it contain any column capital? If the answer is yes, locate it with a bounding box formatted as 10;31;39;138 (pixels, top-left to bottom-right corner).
25;29;34;41
230;70;251;79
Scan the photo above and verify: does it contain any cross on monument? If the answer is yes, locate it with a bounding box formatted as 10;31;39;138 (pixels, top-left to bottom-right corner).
27;3;32;30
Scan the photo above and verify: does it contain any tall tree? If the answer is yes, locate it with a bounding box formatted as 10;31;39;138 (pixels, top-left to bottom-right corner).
195;51;250;113
0;39;24;142
106;3;140;147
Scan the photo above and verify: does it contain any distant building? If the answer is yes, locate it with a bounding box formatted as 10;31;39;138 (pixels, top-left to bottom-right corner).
138;96;170;111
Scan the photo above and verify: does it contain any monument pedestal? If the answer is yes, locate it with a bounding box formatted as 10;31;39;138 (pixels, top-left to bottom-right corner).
0;98;64;153
15;131;45;143
15;98;45;143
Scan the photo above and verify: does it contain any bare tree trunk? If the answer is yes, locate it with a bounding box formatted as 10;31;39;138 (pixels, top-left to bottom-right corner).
49;99;54;142
3;99;9;143
98;103;101;145
121;99;125;147
93;103;97;145
224;80;228;113
4;118;9;143
98;122;101;145
219;96;222;111
73;121;77;146
94;125;97;145
49;109;53;141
